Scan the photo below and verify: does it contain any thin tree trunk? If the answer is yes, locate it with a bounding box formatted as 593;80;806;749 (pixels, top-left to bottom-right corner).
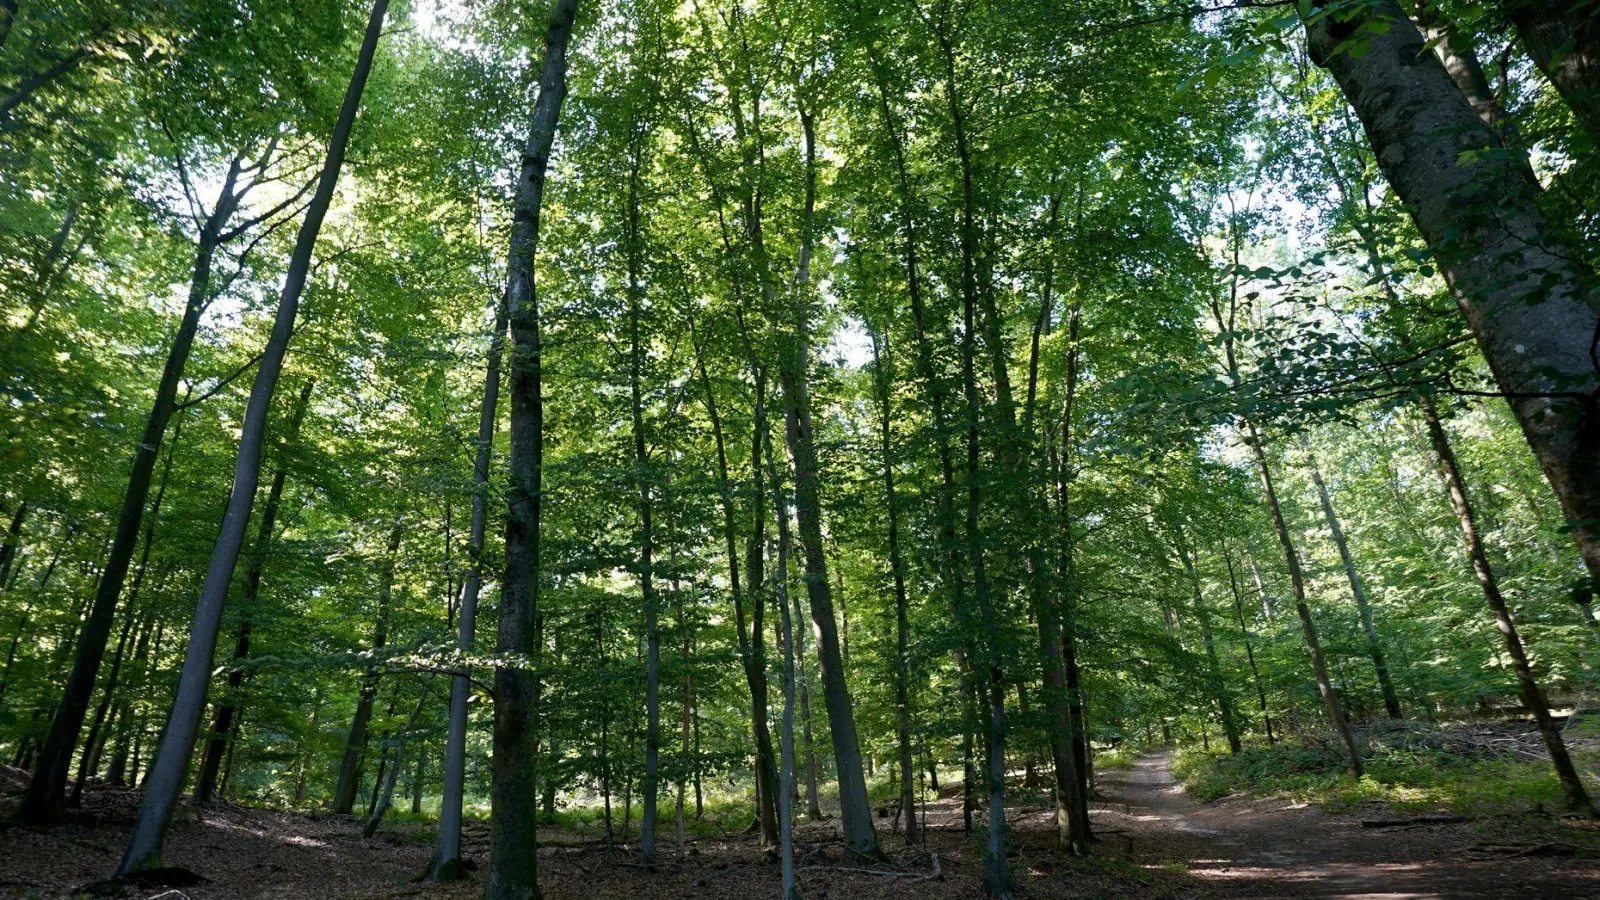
1302;443;1403;719
791;572;823;820
1420;392;1595;813
117;0;388;872
1224;550;1275;744
1177;538;1241;753
427;301;506;881
687;317;779;844
624;153;661;866
763;418;801;900
334;516;403;813
20;158;250;826
493;0;576;894
868;325;919;845
772;108;878;863
364;694;427;838
197;380;314;804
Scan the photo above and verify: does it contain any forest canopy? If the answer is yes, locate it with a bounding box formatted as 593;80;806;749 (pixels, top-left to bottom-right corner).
2;0;1599;897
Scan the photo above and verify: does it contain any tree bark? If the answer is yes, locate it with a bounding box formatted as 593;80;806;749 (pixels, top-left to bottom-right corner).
196;380;314;804
493;0;576;894
773;108;879;863
334;516;403;814
364;694;427;838
868;325;918;845
1177;538;1241;754
1302;443;1403;719
427;301;506;881
1306;1;1600;595
1420;392;1595;813
117;0;388;872
20;158;248;826
1506;0;1600;145
1224;549;1275;744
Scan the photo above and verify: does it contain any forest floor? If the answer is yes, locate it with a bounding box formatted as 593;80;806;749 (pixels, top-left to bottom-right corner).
2;753;1598;899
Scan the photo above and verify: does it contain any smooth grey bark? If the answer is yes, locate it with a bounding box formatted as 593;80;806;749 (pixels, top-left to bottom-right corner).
791;567;823;821
773;108;879;863
1302;443;1403;719
623;144;661;868
116;0;389;872
765;434;800;900
196;379;314;804
493;0;576;895
334;517;403;814
1306;1;1600;596
363;693;427;838
687;317;779;844
1507;0;1600;145
868;325;918;845
19;154;251;826
1420;392;1595;814
426;301;505;882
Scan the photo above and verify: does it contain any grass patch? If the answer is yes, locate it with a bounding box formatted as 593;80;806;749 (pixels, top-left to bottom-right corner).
1172;729;1600;817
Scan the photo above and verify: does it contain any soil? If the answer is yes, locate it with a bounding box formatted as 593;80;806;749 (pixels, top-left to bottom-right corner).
1;754;1596;899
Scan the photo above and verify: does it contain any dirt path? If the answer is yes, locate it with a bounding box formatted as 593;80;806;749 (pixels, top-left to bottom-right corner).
1090;751;1600;898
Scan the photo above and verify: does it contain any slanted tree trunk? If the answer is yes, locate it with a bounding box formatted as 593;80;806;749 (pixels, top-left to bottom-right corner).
116;1;389;873
493;0;576;895
20;155;254;826
364;694;427;838
1506;0;1600;145
1419;392;1595;814
197;380;314;804
687;317;779;845
1306;1;1600;595
334;516;403;814
1176;537;1241;754
772;108;878;862
1302;443;1403;719
1224;550;1275;744
427;301;505;881
766;433;801;900
790;568;823;820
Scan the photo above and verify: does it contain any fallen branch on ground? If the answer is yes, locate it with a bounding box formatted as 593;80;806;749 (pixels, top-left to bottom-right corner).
1360;815;1469;828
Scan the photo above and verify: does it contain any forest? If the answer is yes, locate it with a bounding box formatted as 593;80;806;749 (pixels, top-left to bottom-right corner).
1;0;1599;897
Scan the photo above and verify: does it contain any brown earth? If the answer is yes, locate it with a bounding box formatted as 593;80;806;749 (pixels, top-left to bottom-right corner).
0;754;1596;899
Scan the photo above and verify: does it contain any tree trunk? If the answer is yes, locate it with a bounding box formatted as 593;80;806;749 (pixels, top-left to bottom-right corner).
197;380;314;804
868;325;918;845
1178;539;1242;753
1306;2;1600;594
624;154;661;867
773;109;878;863
767;433;801;900
117;0;388;872
20;162;249;825
493;0;575;895
364;694;427;838
1224;550;1275;744
334;516;403;813
791;571;823;820
687;317;779;845
1419;392;1595;813
1507;0;1600;145
427;301;506;881
1302;444;1403;719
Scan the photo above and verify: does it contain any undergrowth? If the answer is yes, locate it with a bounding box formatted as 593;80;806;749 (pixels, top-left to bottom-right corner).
1173;728;1600;817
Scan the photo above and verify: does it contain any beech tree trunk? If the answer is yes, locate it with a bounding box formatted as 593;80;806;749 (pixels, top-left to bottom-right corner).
774;109;879;863
688;318;779;845
364;694;426;838
1225;550;1275;744
427;301;505;881
334;517;403;814
1177;539;1241;754
1507;0;1600;145
493;0;576;895
1420;393;1595;814
1307;1;1600;595
20;157;249;826
1303;445;1403;719
197;380;314;804
117;1;388;872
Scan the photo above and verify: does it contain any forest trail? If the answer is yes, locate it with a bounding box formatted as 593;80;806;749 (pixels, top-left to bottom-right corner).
1092;751;1600;898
